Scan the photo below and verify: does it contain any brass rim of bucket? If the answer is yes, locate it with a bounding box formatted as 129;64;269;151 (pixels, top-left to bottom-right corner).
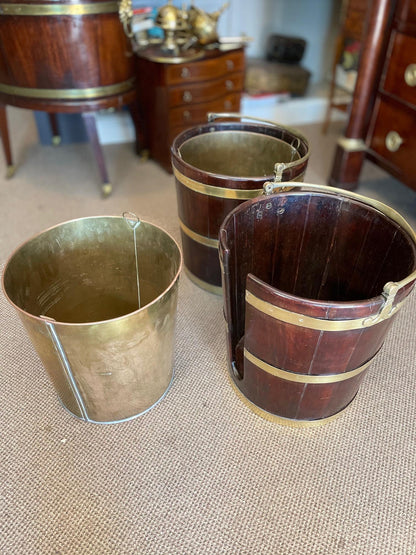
1;215;183;327
172;123;310;182
219;182;416;314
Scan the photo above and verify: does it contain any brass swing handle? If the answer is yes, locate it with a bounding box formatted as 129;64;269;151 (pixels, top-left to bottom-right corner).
263;180;416;326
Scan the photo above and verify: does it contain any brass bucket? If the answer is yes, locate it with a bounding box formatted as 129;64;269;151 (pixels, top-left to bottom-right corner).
171;113;310;294
2;214;182;424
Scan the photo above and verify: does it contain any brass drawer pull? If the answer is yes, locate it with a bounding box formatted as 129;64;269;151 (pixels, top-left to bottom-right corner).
404;64;416;87
226;59;234;70
225;79;233;90
181;67;190;78
183;110;191;121
385;130;404;152
183;91;192;102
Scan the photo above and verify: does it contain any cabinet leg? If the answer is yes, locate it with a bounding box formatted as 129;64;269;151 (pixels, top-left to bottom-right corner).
0;104;15;178
128;101;149;160
81;111;112;197
48;113;61;146
328;141;366;190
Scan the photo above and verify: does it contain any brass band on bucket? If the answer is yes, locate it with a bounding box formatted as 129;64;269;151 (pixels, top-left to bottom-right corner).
228;370;352;427
246;290;405;331
184;267;222;295
0;1;119;15
173;166;264;200
0;79;135;100
244;348;373;384
179;219;219;249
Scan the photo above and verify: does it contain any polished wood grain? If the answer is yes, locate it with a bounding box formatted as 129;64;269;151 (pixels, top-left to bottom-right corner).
172;121;309;291
0;0;138;192
219;191;416;423
135;47;245;172
0;2;135;111
0;105;12;169
329;0;416;192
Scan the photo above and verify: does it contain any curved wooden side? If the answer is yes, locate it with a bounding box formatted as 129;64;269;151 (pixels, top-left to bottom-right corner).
0;4;135;111
171;122;309;291
219;190;416;423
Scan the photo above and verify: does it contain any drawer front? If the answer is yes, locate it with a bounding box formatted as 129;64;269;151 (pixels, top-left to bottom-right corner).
165;50;244;85
382;31;416;107
168;92;241;129
167;72;244;107
369;96;416;177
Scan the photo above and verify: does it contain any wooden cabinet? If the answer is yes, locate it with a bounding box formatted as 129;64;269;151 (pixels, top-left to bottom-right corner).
329;0;416;192
135;46;245;173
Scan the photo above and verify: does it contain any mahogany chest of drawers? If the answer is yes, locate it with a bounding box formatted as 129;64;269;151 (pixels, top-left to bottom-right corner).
135;46;245;173
329;0;416;192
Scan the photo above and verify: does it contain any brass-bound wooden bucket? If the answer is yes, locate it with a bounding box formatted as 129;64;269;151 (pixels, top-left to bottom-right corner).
219;182;416;427
171;113;309;294
0;0;136;112
2;214;182;424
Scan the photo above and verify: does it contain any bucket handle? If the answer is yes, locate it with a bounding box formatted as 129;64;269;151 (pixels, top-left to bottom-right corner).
207;113;308;182
263;181;416;326
123;212;142;309
207;112;287;128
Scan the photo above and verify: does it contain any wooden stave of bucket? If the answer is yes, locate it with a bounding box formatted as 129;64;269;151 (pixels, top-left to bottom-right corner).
1;215;182;424
0;0;136;112
219;183;416;427
171;120;310;294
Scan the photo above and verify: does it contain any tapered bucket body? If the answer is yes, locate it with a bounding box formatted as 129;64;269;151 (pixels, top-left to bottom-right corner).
0;0;136;112
2;215;182;423
171;115;309;294
219;183;416;427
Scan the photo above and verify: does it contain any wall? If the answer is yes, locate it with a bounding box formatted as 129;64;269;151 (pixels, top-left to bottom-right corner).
216;0;342;84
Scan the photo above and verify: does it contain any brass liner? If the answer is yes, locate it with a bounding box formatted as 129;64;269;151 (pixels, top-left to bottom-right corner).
2;215;182;424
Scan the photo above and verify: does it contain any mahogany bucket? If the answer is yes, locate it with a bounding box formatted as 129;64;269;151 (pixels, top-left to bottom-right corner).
219;182;416;427
2;214;182;424
171;113;309;294
0;0;136;112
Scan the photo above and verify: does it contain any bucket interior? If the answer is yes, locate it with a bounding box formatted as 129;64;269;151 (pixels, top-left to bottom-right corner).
223;192;416;339
178;130;301;177
3;217;181;324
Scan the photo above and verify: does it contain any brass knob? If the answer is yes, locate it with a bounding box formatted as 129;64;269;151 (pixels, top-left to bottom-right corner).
404;64;416;87
183;110;191;121
183;91;192;102
181;67;190;78
226;59;234;70
225;79;233;90
385;131;404;152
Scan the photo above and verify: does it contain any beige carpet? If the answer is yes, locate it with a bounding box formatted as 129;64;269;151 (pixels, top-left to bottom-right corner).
1;107;416;554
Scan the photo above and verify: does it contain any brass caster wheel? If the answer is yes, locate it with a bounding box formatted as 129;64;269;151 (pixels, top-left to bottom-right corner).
101;183;112;197
139;149;150;162
52;135;62;146
6;165;16;179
